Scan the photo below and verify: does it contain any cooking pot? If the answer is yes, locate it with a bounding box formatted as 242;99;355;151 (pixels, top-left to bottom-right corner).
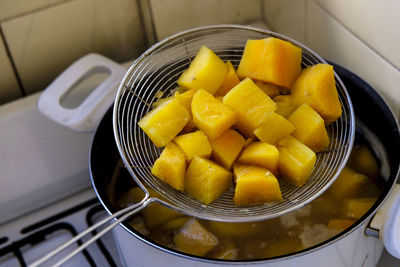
38;49;400;266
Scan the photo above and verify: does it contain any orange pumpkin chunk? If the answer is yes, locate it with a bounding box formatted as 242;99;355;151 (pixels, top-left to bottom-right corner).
253;112;295;145
288;103;330;152
233;164;282;206
277;136;316;186
255;81;280;98
223;78;277;137
209;129;245;170
138;98;190;147
237;141;279;176
177;46;227;94
214;61;241;96
173;218;219;256
291;64;342;124
273;94;297;118
173;130;212;161
237;37;302;89
185;156;232;204
151;142;186;191
192;89;237;139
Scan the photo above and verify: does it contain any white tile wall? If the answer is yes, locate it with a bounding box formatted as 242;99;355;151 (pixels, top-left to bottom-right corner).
306;0;400;118
149;0;263;41
261;0;306;44
0;0;67;21
2;0;145;95
0;35;21;104
314;0;400;69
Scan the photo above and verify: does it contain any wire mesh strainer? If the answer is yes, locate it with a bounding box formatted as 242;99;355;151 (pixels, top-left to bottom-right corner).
113;24;355;223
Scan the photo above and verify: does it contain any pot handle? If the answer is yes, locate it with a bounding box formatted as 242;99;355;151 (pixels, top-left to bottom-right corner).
38;53;126;132
367;183;400;258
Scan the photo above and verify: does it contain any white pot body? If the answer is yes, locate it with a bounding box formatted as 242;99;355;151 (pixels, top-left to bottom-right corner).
111;219;384;267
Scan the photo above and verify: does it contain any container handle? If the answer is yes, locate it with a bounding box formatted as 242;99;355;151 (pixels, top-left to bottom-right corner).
368;183;400;258
38;53;126;132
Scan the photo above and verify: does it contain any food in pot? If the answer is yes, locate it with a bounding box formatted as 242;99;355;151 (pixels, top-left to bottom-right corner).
138;38;342;206
113;143;383;260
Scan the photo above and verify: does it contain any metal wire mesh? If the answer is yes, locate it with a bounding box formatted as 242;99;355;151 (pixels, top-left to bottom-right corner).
113;25;355;222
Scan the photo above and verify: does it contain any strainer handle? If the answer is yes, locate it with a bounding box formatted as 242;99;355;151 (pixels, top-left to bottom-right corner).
29;196;153;267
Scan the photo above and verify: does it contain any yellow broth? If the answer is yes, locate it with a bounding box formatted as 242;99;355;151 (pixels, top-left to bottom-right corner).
111;144;383;260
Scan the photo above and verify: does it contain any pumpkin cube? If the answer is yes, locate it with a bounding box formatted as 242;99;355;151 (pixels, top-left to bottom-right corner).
214;61;241;96
255;81;280;98
151;142;186;191
177;46;227;94
237;141;279;176
348;145;380;181
277;136;316;186
237;37;302;88
328;167;369;200
174;88;197;112
185;156;232;204
209;129;245;169
173;218;219;256
207;220;263;238
273;94;297;118
192;89;236;138
223;77;277;137
142;202;184;229
342;198;375;220
173;130;212;161
288;103;330;152
291;64;342;124
253;112;295;145
159;217;190;232
233;164;282;205
138;99;190;147
327;219;356;230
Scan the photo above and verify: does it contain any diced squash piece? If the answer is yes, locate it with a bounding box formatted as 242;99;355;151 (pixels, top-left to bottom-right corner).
214;61;241;96
233;164;282;205
255;81;280;98
232;163;249;183
244;138;254;147
151;142;186;191
273;94;297;118
152;95;173;108
173;130;212;161
207;220;263;238
177;46;227;94
291;64;342;124
223;78;277;137
237;141;279;176
237;37;302;88
213;243;238;260
348;145;380;181
128;217;149;236
288;103;330;152
191;89;237;138
277;136;316;186
138;99;190;147
185;156;232;204
209;129;245;169
342;198;375;220
327;219;356;230
174;89;197;112
181;118;197;134
159;217;190;232
328;167;369;200
173;218;219;256
253;112;295;145
142;202;184;229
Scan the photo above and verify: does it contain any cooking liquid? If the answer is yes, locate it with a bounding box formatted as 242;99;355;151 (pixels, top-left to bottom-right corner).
109;139;384;260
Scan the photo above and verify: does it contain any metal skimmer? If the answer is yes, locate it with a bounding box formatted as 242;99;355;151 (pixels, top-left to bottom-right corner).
113;24;355;223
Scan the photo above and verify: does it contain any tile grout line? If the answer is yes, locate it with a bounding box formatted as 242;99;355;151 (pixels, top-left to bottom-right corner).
0;0;76;24
0;25;26;96
313;0;400;72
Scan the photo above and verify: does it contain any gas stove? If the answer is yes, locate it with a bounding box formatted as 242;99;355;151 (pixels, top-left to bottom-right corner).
0;57;398;267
